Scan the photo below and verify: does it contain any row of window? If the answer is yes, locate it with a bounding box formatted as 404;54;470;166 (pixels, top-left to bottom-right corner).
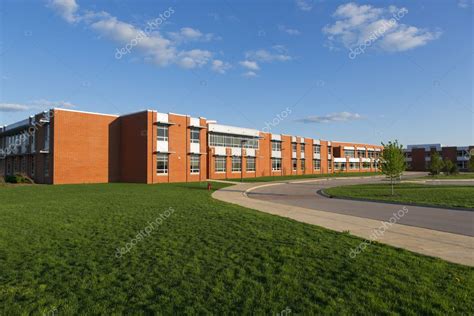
158;125;201;144
209;133;259;149
215;156;256;172
157;154;202;174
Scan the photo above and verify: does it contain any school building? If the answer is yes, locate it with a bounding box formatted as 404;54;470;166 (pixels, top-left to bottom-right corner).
0;108;383;184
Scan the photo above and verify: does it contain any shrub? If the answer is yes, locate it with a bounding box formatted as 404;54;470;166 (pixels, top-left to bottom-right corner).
5;174;34;184
443;159;457;175
429;152;443;175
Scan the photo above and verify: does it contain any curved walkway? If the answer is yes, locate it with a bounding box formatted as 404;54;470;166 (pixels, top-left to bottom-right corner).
212;176;474;266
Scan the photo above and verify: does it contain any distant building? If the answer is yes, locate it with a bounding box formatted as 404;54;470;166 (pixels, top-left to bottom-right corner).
404;144;473;171
0;108;383;184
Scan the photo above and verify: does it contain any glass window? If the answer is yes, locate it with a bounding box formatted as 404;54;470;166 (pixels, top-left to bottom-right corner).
190;155;200;173
31;157;35;177
350;162;359;169
335;162;346;171
300;159;305;170
44;125;50;151
246;156;256;172
271;141;281;151
357;150;366;157
314;159;321;170
44;155;50;177
232;156;241;172
292;143;297;152
292;159;297;171
301;143;305;153
328;160;332;170
190;128;200;144
208;133;259;149
157;125;169;141
272;158;281;171
328;146;332;154
363;162;370;169
215;156;226;172
157;154;168;174
345;150;355;158
313;145;321;154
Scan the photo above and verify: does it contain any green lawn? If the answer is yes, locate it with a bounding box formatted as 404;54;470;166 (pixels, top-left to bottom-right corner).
227;171;381;182
325;183;474;209
421;173;474;179
0;183;473;314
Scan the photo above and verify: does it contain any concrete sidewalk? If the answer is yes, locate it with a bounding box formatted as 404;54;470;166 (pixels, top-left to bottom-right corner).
212;181;474;266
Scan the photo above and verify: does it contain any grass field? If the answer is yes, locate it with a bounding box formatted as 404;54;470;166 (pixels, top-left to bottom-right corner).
325;183;474;209
227;171;381;182
421;173;474;179
0;183;473;314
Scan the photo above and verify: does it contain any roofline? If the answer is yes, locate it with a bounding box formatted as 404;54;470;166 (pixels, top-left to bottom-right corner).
54;107;120;117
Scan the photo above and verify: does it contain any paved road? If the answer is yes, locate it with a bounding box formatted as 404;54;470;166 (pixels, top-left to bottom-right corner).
247;177;474;236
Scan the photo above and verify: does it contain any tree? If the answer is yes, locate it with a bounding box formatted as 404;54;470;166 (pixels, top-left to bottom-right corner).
443;159;454;175
380;140;406;196
429;152;444;175
469;153;474;172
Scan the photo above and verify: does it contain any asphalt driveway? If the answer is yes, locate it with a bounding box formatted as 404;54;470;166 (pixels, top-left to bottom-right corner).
247;177;474;236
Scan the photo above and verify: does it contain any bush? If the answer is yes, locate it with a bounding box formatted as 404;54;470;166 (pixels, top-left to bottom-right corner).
443;159;458;175
429;152;443;175
5;174;34;184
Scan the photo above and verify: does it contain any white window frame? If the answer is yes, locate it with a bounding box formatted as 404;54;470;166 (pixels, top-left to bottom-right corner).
271;141;281;152
246;156;256;172
190;155;200;173
272;158;282;171
156;153;169;174
232;156;241;172
313;159;321;170
157;125;169;142
215;156;226;173
313;144;321;154
292;159;297;171
190;128;200;144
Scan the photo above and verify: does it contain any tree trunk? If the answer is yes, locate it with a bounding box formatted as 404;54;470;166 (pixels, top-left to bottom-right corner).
391;177;394;196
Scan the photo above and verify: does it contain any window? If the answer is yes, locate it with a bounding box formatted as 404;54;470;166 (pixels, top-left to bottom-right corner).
406;161;412;170
350;162;359;170
357;150;366;157
457;161;467;169
6;161;11;175
335;162;346;171
190;155;200;173
345;150;355;158
374;161;379;169
313;159;321;170
21;157;26;173
405;152;411;159
457;150;468;158
327;146;332;154
44;155;50;177
232;156;241;172
44;125;50;151
328;160;332;170
215;156;226;172
272;158;282;171
209;133;258;149
313;145;321;154
300;159;305;170
31;130;36;153
368;151;375;158
157;154;168;174
31;157;35;177
271;141;281;151
292;159;297;171
363;162;370;169
190;128;200;144
292;143;297;152
157;125;169;141
301;143;305;153
246;156;256;172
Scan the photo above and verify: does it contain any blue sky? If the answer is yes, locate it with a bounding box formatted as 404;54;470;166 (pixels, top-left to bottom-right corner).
0;0;472;146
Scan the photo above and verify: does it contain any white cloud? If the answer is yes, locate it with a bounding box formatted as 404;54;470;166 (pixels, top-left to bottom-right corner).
242;71;258;78
0;103;31;112
47;0;226;71
278;25;301;36
239;60;260;71
323;2;441;53
211;60;232;74
0;100;77;112
168;27;217;43
47;0;79;23
296;0;313;11
296;112;363;123
245;48;292;62
458;0;470;8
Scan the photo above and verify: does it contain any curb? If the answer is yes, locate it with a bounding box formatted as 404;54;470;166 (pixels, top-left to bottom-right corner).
318;189;474;212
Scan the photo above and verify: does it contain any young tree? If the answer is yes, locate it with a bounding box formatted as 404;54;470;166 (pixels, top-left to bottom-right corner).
429;152;444;175
380;140;406;195
443;159;454;175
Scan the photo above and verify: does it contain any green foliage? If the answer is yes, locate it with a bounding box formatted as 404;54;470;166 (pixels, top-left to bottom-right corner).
469;154;474;172
380;140;406;195
4;174;34;184
0;183;472;314
429;152;444;175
